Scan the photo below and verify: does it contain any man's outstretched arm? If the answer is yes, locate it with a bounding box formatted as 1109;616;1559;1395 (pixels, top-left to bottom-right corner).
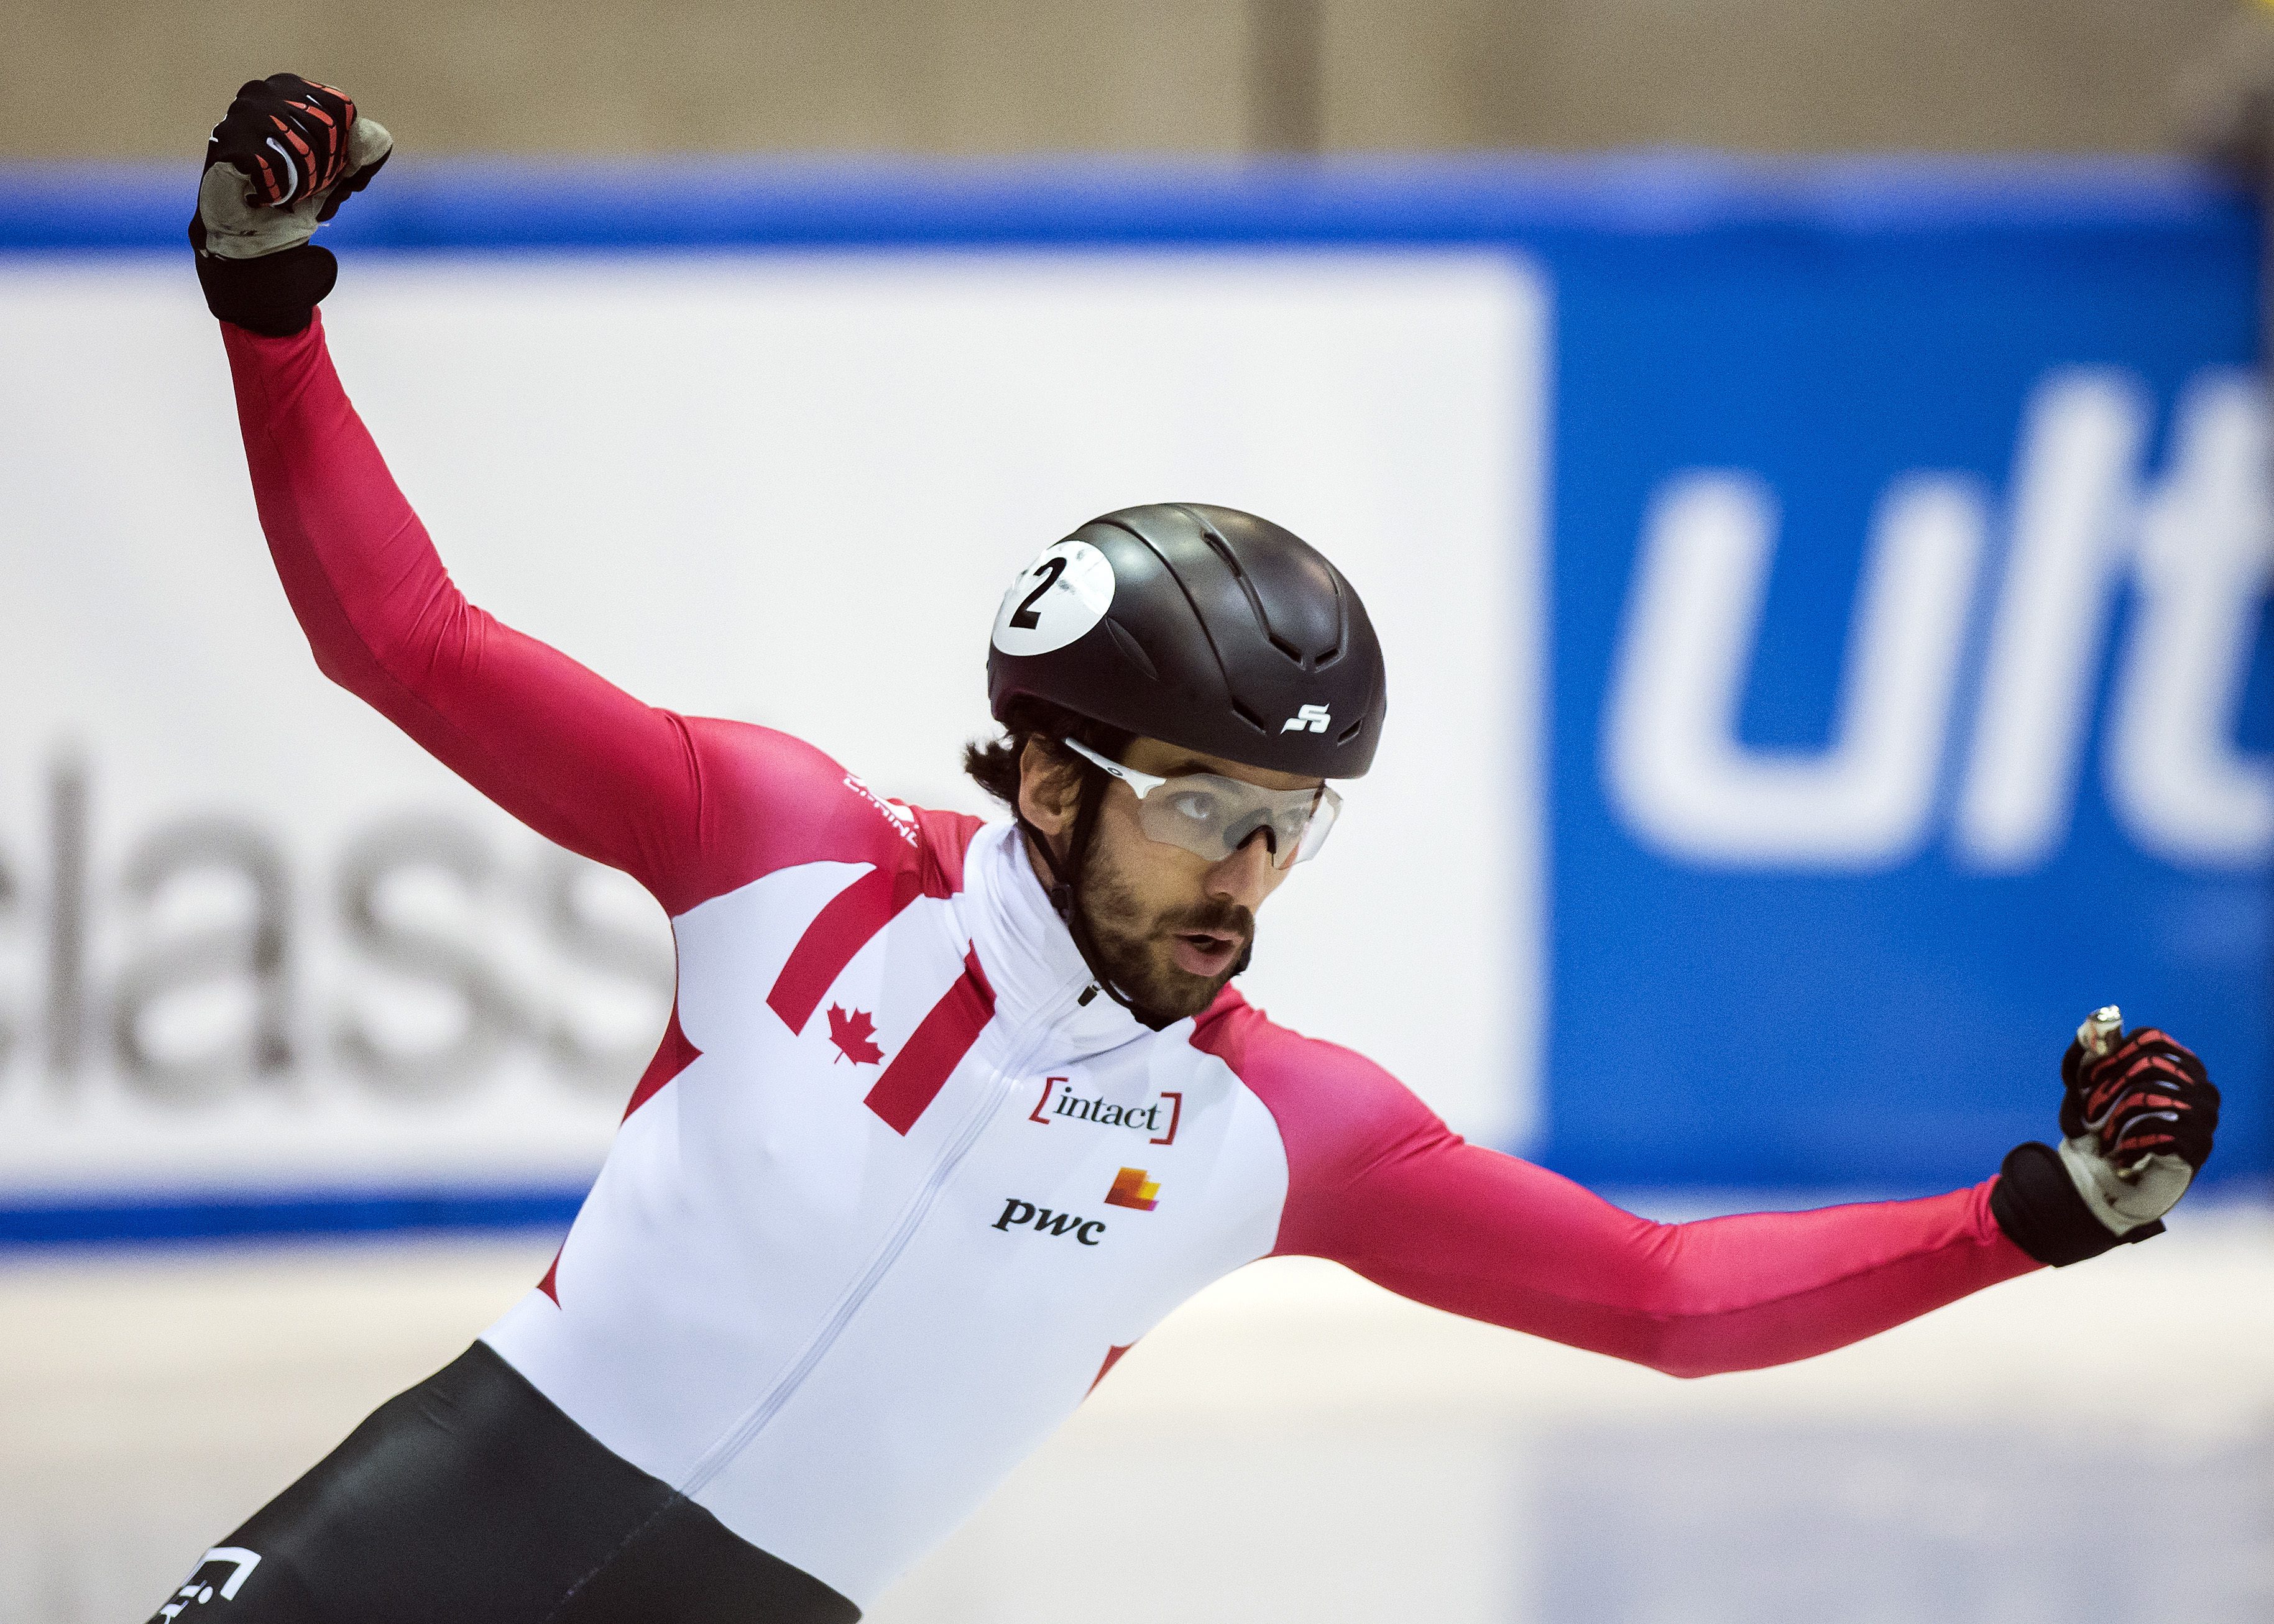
1208;1006;2217;1378
1287;1119;2030;1379
224;313;711;907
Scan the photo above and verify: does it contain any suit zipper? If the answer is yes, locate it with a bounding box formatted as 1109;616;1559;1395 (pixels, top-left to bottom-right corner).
679;976;1089;1495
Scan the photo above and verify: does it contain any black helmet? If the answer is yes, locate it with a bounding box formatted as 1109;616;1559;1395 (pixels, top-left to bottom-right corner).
987;503;1388;778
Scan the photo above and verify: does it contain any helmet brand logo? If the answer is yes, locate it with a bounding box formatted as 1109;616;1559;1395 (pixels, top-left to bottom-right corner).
1281;704;1332;735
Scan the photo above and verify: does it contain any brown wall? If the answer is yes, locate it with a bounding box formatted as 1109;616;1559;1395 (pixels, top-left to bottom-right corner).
1325;0;2242;153
0;0;2245;160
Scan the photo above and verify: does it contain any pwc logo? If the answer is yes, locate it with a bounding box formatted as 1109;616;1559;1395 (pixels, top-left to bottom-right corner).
993;1197;1107;1246
1104;1167;1161;1211
992;1170;1162;1244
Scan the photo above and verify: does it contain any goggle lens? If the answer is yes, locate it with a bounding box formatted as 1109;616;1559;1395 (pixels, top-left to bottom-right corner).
1061;740;1342;869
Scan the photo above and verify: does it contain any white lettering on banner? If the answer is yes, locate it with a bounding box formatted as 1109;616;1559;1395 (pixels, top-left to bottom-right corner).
2107;374;2274;865
0;751;677;1188
1605;367;2274;873
1954;371;2150;870
0;255;1542;1193
1603;470;1985;867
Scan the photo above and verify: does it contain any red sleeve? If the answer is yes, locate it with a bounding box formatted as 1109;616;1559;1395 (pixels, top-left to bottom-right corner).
1196;1000;2040;1379
222;313;919;915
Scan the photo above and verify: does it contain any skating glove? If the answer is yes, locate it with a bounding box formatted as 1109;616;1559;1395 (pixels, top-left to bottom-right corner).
1992;1019;2218;1266
190;74;392;335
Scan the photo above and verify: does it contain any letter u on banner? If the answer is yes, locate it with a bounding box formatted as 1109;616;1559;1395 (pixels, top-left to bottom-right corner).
1603;469;1985;869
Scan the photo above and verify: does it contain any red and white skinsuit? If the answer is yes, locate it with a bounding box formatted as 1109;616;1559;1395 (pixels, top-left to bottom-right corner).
225;314;2039;1609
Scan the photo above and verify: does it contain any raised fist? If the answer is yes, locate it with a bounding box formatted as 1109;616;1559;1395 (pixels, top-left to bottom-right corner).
1990;1012;2219;1267
2056;1024;2219;1232
195;75;392;261
190;74;392;335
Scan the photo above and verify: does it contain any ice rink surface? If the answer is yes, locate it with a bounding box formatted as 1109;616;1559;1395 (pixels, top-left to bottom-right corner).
4;1200;2268;1624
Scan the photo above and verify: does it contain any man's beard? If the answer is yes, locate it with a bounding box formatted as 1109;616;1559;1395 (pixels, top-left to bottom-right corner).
1074;835;1255;1021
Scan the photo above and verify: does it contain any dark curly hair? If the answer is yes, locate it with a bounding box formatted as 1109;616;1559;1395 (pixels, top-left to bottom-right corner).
962;697;1135;810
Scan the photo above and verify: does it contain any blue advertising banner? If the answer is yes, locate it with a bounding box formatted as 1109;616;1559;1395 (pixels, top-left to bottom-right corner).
0;157;2262;1237
1536;189;2268;1191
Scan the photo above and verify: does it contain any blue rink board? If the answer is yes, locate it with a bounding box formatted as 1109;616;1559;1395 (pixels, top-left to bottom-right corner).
0;157;2264;1236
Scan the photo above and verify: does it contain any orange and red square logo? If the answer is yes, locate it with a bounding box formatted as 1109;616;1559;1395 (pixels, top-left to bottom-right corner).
1104;1167;1160;1211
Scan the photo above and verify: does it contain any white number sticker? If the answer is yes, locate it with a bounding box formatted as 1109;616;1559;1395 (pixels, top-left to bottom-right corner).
990;539;1116;656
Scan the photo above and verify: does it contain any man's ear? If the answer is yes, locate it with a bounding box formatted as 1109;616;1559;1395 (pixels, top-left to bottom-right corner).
1016;738;1080;837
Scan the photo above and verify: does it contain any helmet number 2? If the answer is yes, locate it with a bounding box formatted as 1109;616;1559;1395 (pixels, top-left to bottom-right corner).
1008;556;1067;630
992;540;1116;657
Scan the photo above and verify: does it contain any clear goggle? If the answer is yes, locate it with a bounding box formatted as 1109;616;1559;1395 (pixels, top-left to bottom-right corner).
1062;738;1342;869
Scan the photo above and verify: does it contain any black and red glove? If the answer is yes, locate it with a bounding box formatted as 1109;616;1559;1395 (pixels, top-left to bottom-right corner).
1992;1017;2219;1267
189;74;392;336
2058;1025;2219;1179
206;75;366;210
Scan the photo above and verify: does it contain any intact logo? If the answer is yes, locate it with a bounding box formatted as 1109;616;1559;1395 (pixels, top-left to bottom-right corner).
993;1196;1107;1246
1281;703;1332;735
1105;1167;1161;1211
1028;1076;1182;1144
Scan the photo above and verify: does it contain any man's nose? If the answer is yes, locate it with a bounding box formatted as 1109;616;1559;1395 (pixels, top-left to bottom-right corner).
1205;830;1277;909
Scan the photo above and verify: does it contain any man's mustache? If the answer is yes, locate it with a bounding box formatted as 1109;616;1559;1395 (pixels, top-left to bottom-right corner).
1156;899;1254;947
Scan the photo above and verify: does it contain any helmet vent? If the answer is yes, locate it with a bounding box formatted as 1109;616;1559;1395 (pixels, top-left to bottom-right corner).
1103;618;1159;681
1195;514;1315;668
1228;698;1271;736
1335;717;1365;745
1311;576;1348;669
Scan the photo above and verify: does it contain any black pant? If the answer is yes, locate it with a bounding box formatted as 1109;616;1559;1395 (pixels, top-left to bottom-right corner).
146;1342;860;1624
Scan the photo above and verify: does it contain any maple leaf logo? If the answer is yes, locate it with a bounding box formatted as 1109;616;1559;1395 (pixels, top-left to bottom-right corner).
827;1004;883;1065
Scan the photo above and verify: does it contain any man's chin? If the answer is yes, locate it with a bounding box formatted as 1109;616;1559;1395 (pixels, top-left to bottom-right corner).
1127;945;1247;1021
1150;976;1226;1021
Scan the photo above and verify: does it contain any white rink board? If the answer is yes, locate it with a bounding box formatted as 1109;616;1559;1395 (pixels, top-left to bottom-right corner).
0;254;1545;1201
5;1203;2268;1623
